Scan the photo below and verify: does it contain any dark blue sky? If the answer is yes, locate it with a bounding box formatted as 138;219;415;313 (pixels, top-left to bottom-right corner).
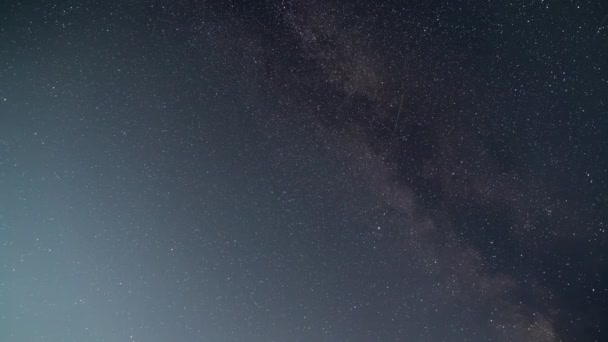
1;0;607;341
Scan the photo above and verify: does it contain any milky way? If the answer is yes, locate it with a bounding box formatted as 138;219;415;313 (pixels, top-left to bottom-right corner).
1;0;607;341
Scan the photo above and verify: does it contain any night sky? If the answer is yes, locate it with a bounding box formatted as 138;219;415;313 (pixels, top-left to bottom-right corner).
1;0;607;341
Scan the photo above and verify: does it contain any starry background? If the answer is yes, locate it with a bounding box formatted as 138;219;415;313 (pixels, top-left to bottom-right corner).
1;0;607;341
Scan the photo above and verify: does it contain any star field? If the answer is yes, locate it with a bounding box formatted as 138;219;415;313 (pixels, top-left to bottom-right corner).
1;0;607;341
